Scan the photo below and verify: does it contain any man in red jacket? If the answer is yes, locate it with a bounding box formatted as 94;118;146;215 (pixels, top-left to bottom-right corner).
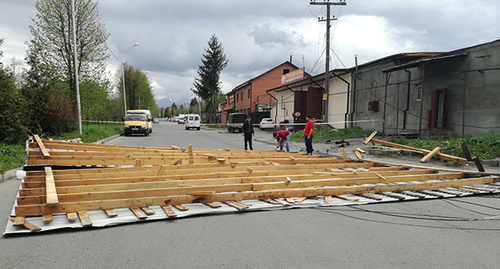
302;115;314;155
273;129;290;151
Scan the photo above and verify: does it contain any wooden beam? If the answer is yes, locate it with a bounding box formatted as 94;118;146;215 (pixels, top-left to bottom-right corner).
161;205;177;217
67;212;78;221
44;167;58;206
340;148;348;160
105;209;118;218
9;217;41;231
15;177;494;217
420;147;441;162
78;211;92;226
33;134;50;157
130;207;147;219
363;131;378;145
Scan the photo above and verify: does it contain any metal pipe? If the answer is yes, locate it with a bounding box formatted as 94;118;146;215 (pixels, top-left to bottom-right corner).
403;69;411;130
382;72;390;136
462;72;467;136
418;65;426;138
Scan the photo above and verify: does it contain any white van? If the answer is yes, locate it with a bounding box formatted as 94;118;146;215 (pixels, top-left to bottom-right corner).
185;114;201;130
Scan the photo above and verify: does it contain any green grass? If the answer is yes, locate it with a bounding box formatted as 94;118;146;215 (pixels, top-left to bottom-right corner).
289;128;376;143
0;143;27;174
203;124;227;129
53;123;124;143
388;135;500;160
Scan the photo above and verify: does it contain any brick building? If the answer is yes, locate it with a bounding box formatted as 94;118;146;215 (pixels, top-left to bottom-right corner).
221;61;306;123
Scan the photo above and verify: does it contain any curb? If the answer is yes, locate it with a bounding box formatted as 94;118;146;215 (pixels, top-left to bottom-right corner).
0;167;22;183
94;133;123;144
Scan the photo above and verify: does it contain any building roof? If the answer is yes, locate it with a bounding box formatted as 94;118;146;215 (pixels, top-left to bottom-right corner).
226;61;303;94
267;68;350;93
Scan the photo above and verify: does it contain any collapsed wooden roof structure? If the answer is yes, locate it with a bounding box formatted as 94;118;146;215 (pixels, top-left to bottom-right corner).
8;135;499;232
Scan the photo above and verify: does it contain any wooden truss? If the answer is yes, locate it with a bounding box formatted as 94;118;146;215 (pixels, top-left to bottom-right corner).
12;135;499;230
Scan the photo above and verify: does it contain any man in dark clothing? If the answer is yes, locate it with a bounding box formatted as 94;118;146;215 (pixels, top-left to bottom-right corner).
242;116;254;150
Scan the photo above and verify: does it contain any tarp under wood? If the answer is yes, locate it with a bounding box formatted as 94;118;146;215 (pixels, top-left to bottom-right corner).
5;137;499;234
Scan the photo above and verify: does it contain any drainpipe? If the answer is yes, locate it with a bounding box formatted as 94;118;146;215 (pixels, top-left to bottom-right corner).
403;69;411;130
267;91;278;125
418;65;426;138
462;72;467;136
351;55;358;127
382;72;390;136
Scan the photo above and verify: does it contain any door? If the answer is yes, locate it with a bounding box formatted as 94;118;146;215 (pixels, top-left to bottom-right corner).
429;88;447;129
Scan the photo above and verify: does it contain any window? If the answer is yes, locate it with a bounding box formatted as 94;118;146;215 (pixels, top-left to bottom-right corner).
241;92;243;101
283;69;290;75
248;89;251;99
236;93;238;102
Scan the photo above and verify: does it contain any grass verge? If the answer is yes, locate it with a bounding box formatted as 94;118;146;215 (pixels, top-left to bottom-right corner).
289;128;376;143
389;135;500;160
0;143;27;174
53;123;123;143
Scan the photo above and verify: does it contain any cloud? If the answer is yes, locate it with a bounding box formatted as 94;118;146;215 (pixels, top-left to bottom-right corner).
1;0;499;106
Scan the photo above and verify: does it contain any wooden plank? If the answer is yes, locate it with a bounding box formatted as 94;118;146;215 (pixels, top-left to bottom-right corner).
67;212;79;221
295;197;307;203
14;176;495;217
105;209;118;218
172;204;189;211
161;205;177;217
420;147;441;162
13;216;25;226
141;207;155;215
9;217;41;231
363;131;378;144
437;188;463;196
44;167;58;206
130;207;148;219
369;139;470;164
223;201;247;210
42;214;53;223
204;202;221;208
285;197;295;203
358;193;382;200
472;157;485;172
78;211;92;226
340;148;348;160
353;150;363;160
33;134;50;157
336;195;358;201
324;195;333;203
272;198;290;206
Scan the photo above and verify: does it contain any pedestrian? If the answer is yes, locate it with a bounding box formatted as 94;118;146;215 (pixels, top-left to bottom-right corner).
273;129;290;151
242;115;254;150
302;115;314;155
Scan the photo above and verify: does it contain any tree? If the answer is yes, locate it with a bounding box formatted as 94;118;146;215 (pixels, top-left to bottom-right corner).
117;65;160;117
0;39;27;144
191;34;228;122
28;0;109;93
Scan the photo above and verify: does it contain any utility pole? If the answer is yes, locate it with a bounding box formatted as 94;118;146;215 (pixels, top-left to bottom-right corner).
71;0;82;134
310;0;347;124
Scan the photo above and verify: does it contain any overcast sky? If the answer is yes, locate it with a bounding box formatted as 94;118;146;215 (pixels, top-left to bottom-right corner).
1;0;499;105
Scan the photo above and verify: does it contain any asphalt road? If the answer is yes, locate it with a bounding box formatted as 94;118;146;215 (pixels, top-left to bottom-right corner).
1;122;499;268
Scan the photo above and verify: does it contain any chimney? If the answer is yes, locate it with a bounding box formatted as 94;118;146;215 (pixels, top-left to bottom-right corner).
289;55;292;63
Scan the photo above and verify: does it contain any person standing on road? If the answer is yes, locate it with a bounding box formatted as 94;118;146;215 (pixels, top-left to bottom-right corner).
242;115;254;150
273;129;290;151
302;115;314;155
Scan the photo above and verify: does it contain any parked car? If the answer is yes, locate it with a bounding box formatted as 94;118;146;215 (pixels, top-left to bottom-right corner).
177;116;186;124
259;118;275;129
185;114;201;130
153;118;159;124
227;113;246;133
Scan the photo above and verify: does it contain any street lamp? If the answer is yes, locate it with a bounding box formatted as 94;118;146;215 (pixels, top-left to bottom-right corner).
122;42;139;114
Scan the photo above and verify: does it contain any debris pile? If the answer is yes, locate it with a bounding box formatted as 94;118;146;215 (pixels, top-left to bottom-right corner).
7;135;499;233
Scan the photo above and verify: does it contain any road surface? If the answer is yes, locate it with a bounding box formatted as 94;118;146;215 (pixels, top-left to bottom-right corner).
1;122;499;268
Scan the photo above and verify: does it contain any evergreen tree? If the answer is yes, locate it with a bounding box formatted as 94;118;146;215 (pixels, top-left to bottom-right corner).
191;34;228;122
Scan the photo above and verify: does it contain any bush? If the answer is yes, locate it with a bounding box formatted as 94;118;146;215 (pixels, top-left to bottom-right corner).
0;143;26;174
